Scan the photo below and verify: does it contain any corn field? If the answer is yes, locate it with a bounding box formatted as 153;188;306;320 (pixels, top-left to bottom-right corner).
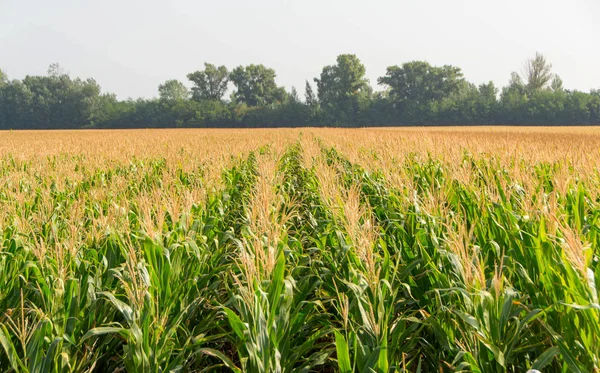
0;127;599;372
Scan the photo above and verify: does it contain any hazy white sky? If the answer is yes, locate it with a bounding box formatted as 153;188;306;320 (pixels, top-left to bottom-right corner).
1;0;598;99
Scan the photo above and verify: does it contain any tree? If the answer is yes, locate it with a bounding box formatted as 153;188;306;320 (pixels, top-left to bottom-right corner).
478;81;498;102
187;63;229;102
289;87;299;103
476;81;499;123
523;52;553;92
500;72;527;101
47;62;66;77
314;54;370;125
0;69;7;87
304;80;319;120
378;61;465;105
0;80;34;129
589;90;600;124
304;80;318;107
4;56;600;129
278;86;312;126
499;72;528;123
378;61;465;123
0;63;103;129
507;72;526;95
229;64;286;106
551;74;564;92
562;91;591;124
158;79;189;101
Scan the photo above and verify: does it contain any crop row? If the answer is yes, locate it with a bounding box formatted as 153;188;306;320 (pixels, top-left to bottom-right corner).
0;134;599;372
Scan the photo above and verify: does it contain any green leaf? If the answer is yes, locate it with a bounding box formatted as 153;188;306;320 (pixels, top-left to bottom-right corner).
558;340;587;373
197;348;241;373
223;307;246;341
335;330;352;373
531;346;559;370
0;324;25;372
377;336;388;373
82;326;127;342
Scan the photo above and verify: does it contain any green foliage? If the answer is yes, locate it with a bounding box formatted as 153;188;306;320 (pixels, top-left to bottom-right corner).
1;137;600;372
1;54;600;129
229;64;287;107
551;75;564;92
158;79;189;102
0;69;7;87
524;52;554;93
379;61;465;105
378;61;467;124
315;54;371;126
187;63;229;102
304;80;318;111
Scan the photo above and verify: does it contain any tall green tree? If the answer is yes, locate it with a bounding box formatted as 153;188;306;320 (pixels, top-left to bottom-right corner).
474;81;499;124
304;80;319;119
378;61;465;105
378;61;465;123
158;79;189;101
229;64;286;106
304;80;318;108
523;52;553;92
187;63;229;101
314;54;370;125
551;74;564;92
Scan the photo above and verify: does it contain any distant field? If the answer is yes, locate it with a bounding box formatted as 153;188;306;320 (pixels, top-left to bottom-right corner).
1;127;599;371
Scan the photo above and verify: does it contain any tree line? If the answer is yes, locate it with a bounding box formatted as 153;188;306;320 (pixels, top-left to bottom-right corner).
1;53;599;129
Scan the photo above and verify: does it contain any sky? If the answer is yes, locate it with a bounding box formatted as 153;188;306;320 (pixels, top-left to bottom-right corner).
1;0;599;99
